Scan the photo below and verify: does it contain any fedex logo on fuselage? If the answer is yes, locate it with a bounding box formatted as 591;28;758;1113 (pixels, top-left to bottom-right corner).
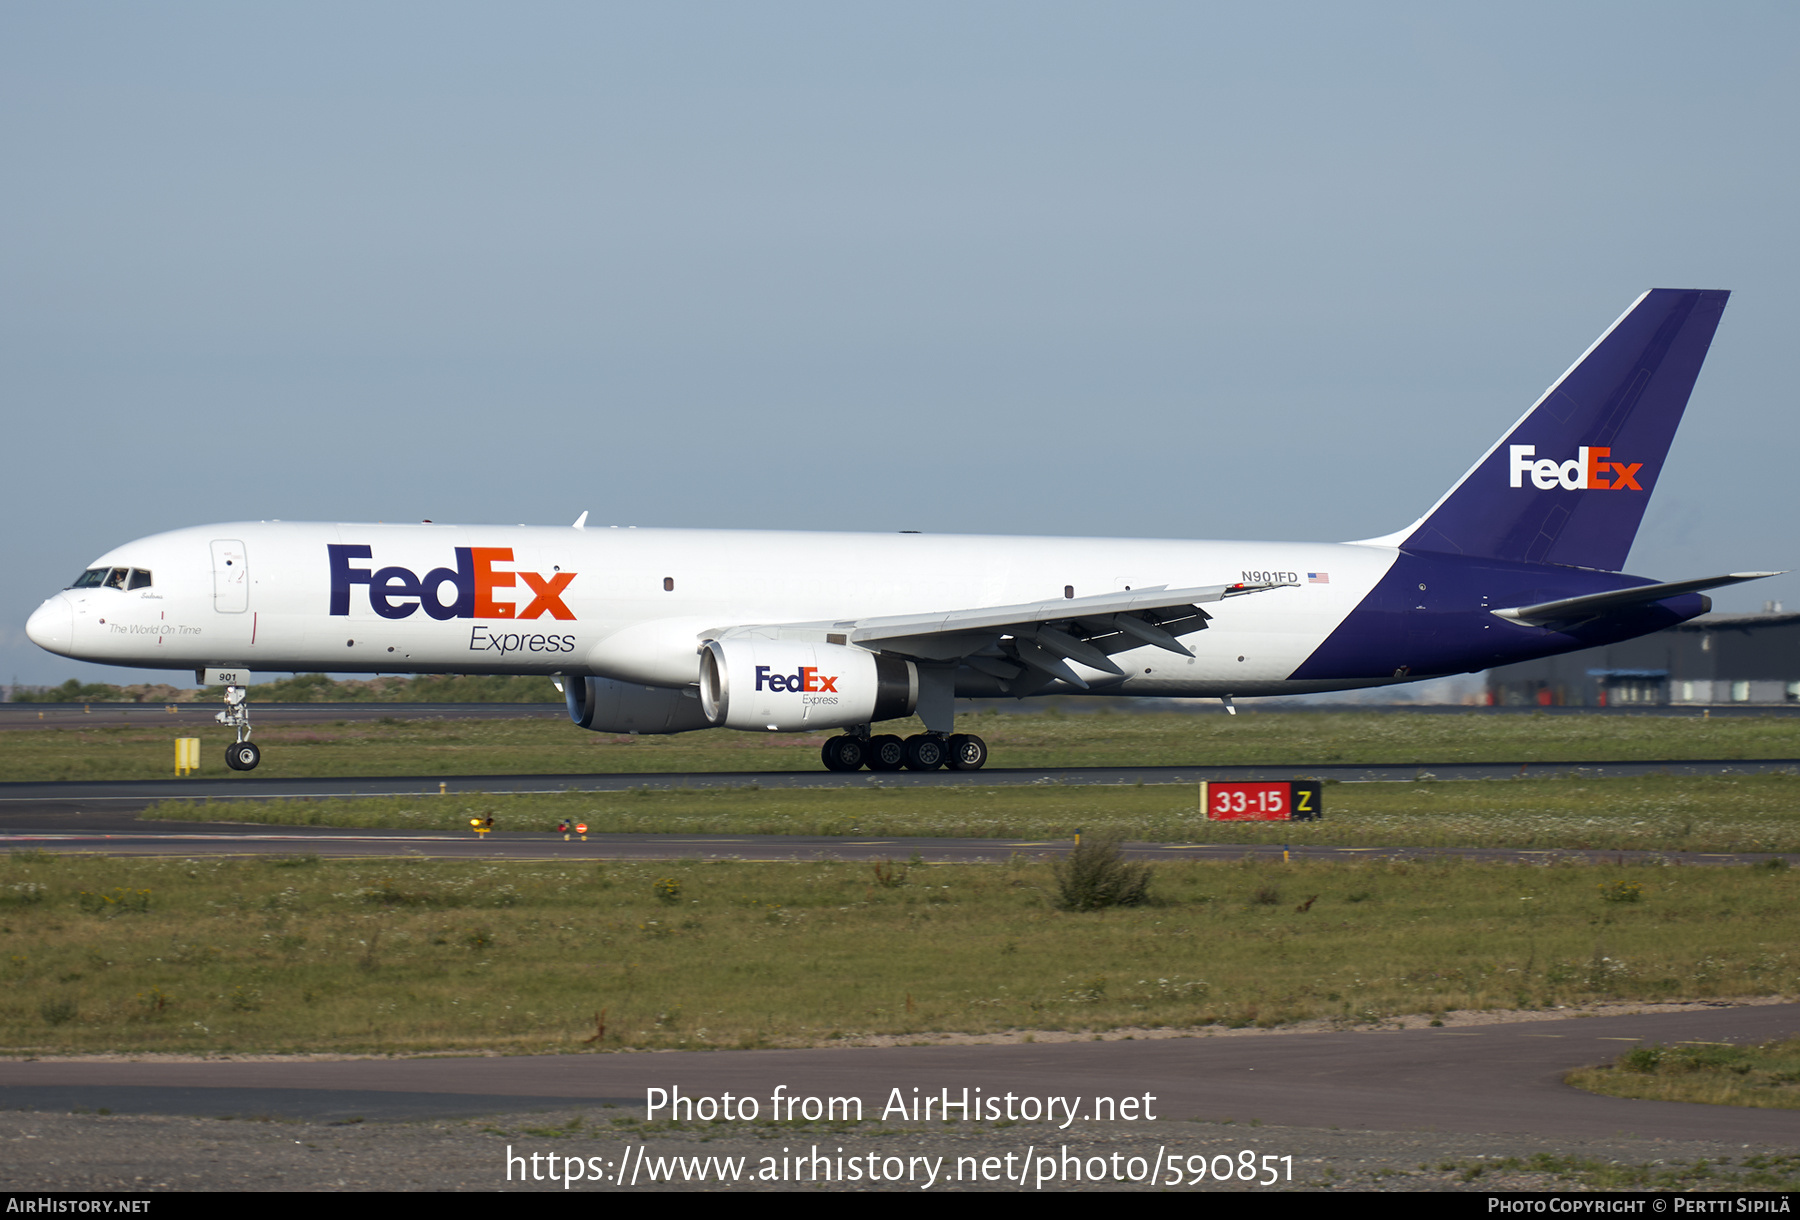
1507;445;1643;492
755;665;838;694
328;545;576;620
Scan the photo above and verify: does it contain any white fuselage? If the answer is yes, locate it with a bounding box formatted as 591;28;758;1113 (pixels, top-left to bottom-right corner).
26;522;1402;698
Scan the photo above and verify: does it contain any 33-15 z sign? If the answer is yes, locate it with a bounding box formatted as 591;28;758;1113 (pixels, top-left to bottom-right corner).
1201;780;1323;821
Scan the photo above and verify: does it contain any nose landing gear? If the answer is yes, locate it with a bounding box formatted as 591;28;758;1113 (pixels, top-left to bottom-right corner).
216;684;260;771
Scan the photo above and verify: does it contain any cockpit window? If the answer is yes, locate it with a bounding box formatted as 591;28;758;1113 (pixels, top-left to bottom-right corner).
69;568;153;593
68;567;148;590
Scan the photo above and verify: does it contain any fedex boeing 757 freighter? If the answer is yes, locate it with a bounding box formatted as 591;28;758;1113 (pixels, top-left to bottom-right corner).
26;289;1776;773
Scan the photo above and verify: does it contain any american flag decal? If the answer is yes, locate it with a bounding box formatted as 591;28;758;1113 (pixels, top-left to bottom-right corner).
1307;572;1330;583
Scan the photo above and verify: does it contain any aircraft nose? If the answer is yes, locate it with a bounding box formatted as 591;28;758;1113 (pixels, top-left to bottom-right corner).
25;596;74;655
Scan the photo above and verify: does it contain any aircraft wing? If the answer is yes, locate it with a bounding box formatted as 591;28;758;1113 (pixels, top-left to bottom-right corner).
828;581;1289;691
1492;571;1783;628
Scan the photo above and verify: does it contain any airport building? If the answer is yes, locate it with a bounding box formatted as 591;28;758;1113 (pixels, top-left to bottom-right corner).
1485;606;1800;707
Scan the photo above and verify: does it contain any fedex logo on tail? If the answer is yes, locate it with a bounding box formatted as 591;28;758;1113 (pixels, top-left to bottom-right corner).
1508;446;1643;492
328;545;576;621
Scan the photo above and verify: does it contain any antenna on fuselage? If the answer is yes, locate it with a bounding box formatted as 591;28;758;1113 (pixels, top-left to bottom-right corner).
572;511;589;530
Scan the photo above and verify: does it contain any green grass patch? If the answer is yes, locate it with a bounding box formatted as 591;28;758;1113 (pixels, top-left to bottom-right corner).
145;773;1800;854
1568;1035;1800;1110
1;851;1794;1055
7;707;1800;782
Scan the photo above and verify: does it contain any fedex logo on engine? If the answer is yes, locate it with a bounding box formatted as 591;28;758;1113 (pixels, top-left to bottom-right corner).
328;545;576;620
1508;446;1643;492
755;665;838;694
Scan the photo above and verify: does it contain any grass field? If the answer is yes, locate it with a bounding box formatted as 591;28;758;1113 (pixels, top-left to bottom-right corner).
1567;1036;1800;1110
145;773;1800;854
2;849;1794;1055
6;707;1800;782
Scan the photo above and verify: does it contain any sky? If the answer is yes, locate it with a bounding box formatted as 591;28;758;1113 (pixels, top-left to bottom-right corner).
3;2;1796;689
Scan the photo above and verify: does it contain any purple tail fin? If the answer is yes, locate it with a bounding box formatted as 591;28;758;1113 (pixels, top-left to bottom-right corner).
1395;289;1729;572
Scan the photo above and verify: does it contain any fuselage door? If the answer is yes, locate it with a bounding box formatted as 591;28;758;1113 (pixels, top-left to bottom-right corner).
211;540;249;613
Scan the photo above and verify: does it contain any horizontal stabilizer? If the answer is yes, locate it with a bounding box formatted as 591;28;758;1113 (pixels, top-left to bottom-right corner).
1492;572;1782;627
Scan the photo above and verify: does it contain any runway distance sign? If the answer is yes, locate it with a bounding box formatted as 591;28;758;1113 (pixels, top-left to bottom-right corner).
1201;780;1323;821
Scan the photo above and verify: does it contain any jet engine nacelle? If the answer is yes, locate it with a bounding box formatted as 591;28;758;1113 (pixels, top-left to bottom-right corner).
699;639;916;732
565;675;714;735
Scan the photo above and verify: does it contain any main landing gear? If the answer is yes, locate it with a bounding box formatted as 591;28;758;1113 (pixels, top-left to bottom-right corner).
216;684;261;771
820;731;988;772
